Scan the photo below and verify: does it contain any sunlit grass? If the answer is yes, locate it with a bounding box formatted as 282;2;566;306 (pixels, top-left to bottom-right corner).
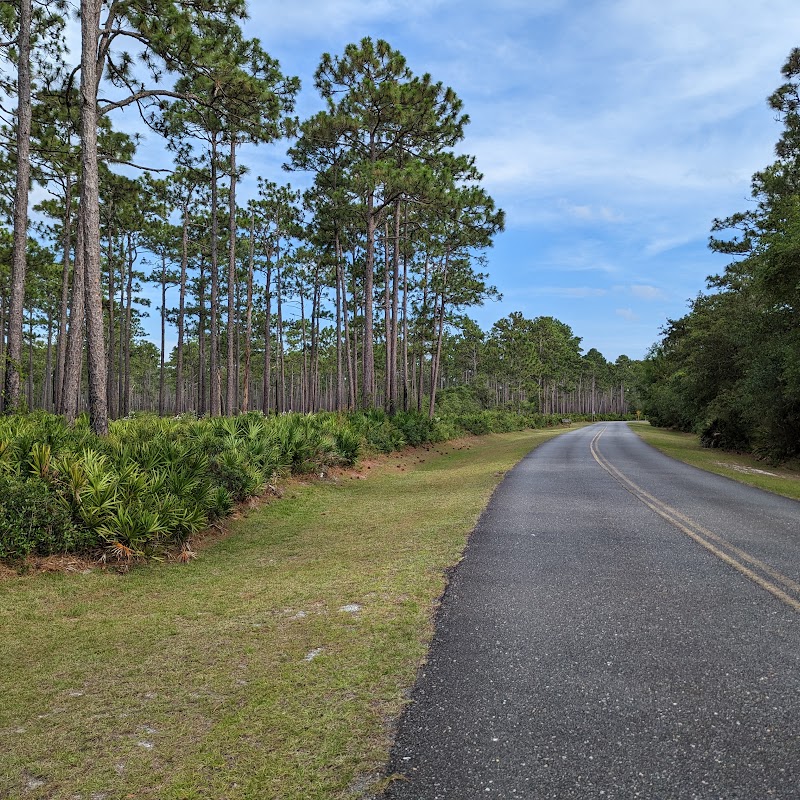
0;428;570;800
629;422;800;501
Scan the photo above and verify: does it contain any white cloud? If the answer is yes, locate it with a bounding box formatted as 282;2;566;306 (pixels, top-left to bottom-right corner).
616;308;640;322
246;0;436;39
557;200;625;223
535;286;608;299
630;284;667;301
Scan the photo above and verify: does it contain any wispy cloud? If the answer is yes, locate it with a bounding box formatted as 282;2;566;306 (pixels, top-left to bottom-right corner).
630;284;667;301
616;308;640;322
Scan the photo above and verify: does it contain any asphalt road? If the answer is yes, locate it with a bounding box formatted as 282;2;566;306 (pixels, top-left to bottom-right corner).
383;422;800;799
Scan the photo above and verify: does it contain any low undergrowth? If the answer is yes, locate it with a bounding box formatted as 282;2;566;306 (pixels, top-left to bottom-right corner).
0;409;626;562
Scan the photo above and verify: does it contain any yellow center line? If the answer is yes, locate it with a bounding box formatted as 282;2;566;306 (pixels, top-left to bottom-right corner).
590;426;800;614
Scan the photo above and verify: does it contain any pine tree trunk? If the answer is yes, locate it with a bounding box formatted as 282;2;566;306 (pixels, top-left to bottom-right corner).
402;222;409;413
159;257;167;415
123;241;133;416
389;203;401;415
54;178;72;414
300;293;307;412
335;236;343;411
262;262;272;414
310;278;321;413
117;239;125;416
62;223;86;422
26;311;34;408
276;251;285;413
428;252;449;419
106;228;117;419
242;208;254;412
226;137;237;415
80;0;109;435
362;198;376;409
340;245;356;410
2;0;32;413
198;259;207;415
44;313;54;410
175;198;191;414
383;221;391;412
209;135;221;416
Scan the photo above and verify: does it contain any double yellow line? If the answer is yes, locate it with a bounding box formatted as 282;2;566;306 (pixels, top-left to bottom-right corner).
590;427;800;613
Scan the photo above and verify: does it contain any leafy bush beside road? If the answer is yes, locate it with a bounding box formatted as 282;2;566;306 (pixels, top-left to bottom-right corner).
0;410;631;561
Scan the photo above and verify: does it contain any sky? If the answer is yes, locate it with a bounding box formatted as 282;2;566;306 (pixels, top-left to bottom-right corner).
97;1;800;360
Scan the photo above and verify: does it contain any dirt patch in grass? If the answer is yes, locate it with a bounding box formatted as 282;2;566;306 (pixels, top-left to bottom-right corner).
714;462;780;477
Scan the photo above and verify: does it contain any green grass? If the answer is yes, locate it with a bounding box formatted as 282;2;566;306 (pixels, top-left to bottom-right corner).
0;428;570;800
629;422;800;501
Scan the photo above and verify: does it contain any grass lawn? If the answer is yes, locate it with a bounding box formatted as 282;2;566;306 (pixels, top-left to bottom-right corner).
629;422;800;501
0;428;569;800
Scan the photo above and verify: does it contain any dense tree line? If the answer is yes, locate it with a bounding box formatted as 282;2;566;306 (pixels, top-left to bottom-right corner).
639;48;800;461
1;5;638;431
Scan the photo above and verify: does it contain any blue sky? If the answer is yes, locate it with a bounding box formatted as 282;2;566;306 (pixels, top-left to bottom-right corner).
106;1;800;360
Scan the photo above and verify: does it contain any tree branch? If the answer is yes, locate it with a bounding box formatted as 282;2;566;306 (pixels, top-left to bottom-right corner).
99;88;192;115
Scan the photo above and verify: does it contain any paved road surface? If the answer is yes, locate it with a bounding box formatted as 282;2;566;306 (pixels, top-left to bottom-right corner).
384;422;799;799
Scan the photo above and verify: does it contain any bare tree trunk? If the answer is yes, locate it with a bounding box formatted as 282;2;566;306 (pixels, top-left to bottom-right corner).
262;262;272;414
335;241;343;411
276;250;285;413
300;293;307;413
123;240;133;416
54;178;72;413
389;202;401;415
310;275;321;413
62;223;86;422
106;228;117;419
209;135;221;416
43;313;54;410
340;245;356;410
428;252;449;419
175;199;192;414
383;220;391;412
198;259;207;415
80;0;109;435
159;255;167;415
117;239;125;416
402;213;409;412
0;288;6;390
26;310;34;408
362;198;376;409
2;0;32;413
226;136;237;415
242;208;254;412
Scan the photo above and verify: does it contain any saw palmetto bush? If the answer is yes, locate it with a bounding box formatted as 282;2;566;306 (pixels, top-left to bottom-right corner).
0;411;368;561
0;407;595;562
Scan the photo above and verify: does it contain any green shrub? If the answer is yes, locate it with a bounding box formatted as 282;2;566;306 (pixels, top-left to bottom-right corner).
392;411;437;447
455;413;490;435
0;474;85;559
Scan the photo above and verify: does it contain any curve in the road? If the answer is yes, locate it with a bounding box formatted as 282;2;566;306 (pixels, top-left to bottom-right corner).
383;422;800;800
590;425;800;613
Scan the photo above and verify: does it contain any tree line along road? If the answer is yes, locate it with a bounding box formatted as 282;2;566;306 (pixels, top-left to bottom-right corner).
384;422;799;799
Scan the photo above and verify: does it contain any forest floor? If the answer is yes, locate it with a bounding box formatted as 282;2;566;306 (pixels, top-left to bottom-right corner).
0;427;573;800
629;422;800;500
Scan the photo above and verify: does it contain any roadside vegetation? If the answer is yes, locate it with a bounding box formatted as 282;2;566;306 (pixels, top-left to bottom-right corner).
630;422;800;501
0;409;624;563
0;427;573;800
637;48;800;463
